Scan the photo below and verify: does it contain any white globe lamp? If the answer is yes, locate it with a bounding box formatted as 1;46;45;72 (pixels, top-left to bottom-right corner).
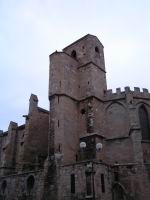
80;142;86;149
96;142;103;152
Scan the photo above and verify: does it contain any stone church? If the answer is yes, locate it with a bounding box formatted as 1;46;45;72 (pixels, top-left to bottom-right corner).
0;34;150;200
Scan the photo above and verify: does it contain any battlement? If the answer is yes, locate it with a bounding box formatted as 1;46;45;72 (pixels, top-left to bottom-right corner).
105;87;150;100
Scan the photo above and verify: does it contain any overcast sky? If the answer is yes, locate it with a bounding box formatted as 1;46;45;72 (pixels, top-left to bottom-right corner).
1;0;150;131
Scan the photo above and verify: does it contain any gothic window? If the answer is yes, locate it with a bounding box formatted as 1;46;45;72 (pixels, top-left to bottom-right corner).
86;173;92;196
27;175;35;193
139;105;150;140
70;174;75;194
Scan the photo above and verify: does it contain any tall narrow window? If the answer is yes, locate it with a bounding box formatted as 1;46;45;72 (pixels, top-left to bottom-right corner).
139;105;150;140
1;180;7;194
86;173;92;196
71;174;75;194
101;174;105;193
75;154;78;161
27;175;35;193
114;171;119;182
58;144;61;152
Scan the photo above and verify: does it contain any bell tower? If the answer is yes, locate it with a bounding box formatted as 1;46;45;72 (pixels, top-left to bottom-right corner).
63;34;107;99
48;34;107;164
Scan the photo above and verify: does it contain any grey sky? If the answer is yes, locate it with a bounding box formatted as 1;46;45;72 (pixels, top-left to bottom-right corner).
1;0;150;131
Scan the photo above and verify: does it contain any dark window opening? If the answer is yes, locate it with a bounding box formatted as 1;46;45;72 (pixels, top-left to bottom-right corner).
130;100;133;104
101;174;105;193
75;154;78;161
1;180;7;194
27;175;35;193
2;147;6;151
88;81;89;84
58;96;59;104
71;174;75;194
95;46;99;53
86;173;92;196
58;144;61;152
139;105;150;140
20;142;24;146
80;108;86;115
58;120;60;127
71;50;77;59
114;171;119;182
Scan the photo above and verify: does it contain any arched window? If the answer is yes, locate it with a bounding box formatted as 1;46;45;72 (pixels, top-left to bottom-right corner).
71;50;77;59
27;175;35;193
95;46;99;53
139;105;150;140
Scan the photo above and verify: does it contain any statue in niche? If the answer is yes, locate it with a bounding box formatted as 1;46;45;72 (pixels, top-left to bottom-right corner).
86;101;94;133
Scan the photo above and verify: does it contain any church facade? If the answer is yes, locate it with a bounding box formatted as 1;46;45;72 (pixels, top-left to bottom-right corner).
0;34;150;200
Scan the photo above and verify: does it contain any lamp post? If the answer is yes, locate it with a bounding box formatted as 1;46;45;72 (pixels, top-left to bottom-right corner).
80;141;103;200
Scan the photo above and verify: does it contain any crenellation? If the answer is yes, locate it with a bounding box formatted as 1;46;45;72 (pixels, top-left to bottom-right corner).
105;87;150;101
134;87;140;92
105;88;125;101
132;87;150;99
143;88;149;93
116;87;121;94
124;86;131;93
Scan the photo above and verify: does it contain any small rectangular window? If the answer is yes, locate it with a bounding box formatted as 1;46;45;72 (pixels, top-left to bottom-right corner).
71;174;75;194
101;174;105;193
58;120;59;127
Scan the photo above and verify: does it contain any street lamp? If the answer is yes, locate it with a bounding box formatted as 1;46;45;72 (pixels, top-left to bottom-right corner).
80;141;86;149
96;142;103;152
80;141;103;152
79;141;103;200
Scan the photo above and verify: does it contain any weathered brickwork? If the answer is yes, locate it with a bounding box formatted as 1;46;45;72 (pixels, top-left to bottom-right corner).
0;34;150;200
